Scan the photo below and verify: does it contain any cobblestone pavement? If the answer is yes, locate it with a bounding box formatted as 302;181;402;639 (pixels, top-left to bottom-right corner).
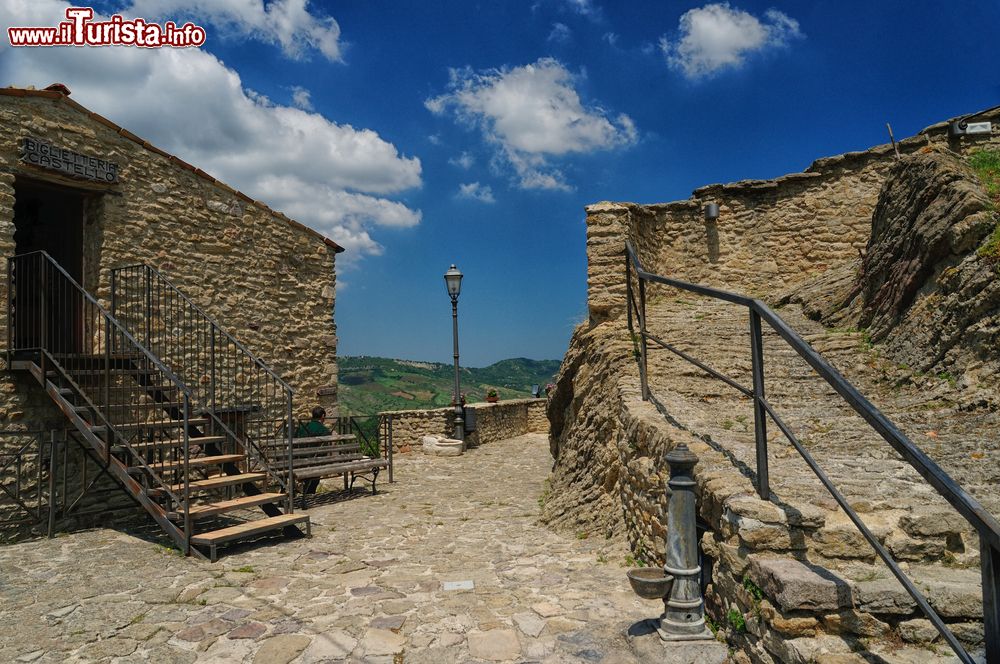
0;434;675;664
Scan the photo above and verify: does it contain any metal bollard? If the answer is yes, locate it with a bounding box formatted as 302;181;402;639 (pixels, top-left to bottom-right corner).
659;443;713;641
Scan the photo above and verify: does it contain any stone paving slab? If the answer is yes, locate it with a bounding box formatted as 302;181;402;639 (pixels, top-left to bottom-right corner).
0;434;706;663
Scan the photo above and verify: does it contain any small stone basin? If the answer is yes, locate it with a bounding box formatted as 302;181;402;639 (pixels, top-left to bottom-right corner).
627;568;674;600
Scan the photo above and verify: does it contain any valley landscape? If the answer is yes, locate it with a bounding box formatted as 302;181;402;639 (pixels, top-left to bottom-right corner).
337;356;561;415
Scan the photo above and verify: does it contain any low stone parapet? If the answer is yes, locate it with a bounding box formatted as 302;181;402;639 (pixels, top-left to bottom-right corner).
381;398;548;453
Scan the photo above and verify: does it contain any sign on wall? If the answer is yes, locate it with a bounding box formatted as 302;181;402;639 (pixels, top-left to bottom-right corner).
20;136;119;183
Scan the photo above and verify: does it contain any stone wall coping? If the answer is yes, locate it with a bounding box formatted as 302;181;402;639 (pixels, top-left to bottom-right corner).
380;398;546;417
0;86;344;254
584;104;1000;213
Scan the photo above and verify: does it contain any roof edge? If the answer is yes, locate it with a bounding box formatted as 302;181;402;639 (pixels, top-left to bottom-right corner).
0;86;346;254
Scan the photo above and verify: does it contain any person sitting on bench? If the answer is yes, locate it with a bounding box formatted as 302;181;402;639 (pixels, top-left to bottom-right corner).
296;406;330;495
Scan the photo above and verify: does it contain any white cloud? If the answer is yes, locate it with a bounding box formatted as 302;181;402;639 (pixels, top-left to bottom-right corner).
456;182;496;204
125;0;344;61
426;58;636;191
448;152;475;169
563;0;599;19
0;0;421;259
547;23;571;44
290;85;313;110
661;3;802;79
603;32;618;46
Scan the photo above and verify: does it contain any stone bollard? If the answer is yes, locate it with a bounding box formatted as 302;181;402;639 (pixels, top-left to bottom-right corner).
658;443;713;641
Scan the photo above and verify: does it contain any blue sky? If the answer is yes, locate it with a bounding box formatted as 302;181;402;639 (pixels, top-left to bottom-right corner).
2;1;999;366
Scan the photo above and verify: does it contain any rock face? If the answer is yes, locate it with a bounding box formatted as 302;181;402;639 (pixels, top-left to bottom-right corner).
860;153;1000;401
788;149;1000;405
859;150;994;335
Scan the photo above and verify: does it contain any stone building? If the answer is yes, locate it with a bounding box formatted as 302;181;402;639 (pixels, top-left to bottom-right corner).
0;84;344;558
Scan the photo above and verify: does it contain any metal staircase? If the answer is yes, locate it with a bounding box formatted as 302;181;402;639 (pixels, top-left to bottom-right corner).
6;251;309;561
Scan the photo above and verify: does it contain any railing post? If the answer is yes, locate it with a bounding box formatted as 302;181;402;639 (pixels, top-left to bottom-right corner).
144;267;151;349
103;321;111;464
286;394;294;514
637;276;650;401
7;257;13;366
983;539;1000;664
182;394;191;557
39;257;47;374
210;327;216;416
110;268;117;320
387;415;394;483
47;430;57;538
749;308;770;501
626;250;633;334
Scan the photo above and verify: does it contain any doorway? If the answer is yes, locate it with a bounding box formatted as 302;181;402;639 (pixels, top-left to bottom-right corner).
12;179;88;355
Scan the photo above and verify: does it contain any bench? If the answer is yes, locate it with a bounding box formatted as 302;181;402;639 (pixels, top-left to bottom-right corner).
266;432;389;509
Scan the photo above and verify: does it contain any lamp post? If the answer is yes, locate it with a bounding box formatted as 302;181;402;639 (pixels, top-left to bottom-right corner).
444;264;464;441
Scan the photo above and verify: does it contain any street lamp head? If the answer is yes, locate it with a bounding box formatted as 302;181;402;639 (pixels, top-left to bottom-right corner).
444;264;463;299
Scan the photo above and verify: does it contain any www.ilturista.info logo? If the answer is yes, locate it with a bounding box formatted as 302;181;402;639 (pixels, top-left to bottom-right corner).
8;7;206;48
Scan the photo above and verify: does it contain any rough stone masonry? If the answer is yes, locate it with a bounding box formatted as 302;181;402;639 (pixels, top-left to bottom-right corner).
0;87;341;425
0;86;342;533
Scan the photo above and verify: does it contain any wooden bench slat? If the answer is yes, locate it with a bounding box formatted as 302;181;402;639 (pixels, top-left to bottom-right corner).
260;433;356;448
293;458;388;480
284;455;367;469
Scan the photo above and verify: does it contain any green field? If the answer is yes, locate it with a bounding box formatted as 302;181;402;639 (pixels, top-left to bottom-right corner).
338;356;561;415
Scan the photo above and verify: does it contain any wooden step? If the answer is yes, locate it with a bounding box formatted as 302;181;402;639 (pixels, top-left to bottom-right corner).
149;454;245;473
51;352;144;360
172;492;287;520
66;368;157;376
93;417;208;433
103;385;180;393
191;513;309;546
103;402;184;409
115;435;226;453
167;472;266;494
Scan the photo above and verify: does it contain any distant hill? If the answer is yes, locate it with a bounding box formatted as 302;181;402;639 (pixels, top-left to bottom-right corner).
337;356;561;415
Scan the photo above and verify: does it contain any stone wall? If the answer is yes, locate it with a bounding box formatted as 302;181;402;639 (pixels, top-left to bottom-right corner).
0;89;340;427
383;407;454;452
587;108;1000;324
383;398;549;452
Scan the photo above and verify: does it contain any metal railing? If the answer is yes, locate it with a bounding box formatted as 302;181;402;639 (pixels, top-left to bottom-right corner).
110;264;296;510
0;429;144;539
7;251;195;553
625;241;999;664
336;414;394;483
0;430;63;537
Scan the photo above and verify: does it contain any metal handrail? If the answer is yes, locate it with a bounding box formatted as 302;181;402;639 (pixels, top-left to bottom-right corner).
111;263;293;392
624;240;999;664
109;263;295;510
7;251;195;551
13;252;191;391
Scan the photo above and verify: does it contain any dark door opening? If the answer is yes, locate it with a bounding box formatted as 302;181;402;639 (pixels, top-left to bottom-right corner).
12;179;87;355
